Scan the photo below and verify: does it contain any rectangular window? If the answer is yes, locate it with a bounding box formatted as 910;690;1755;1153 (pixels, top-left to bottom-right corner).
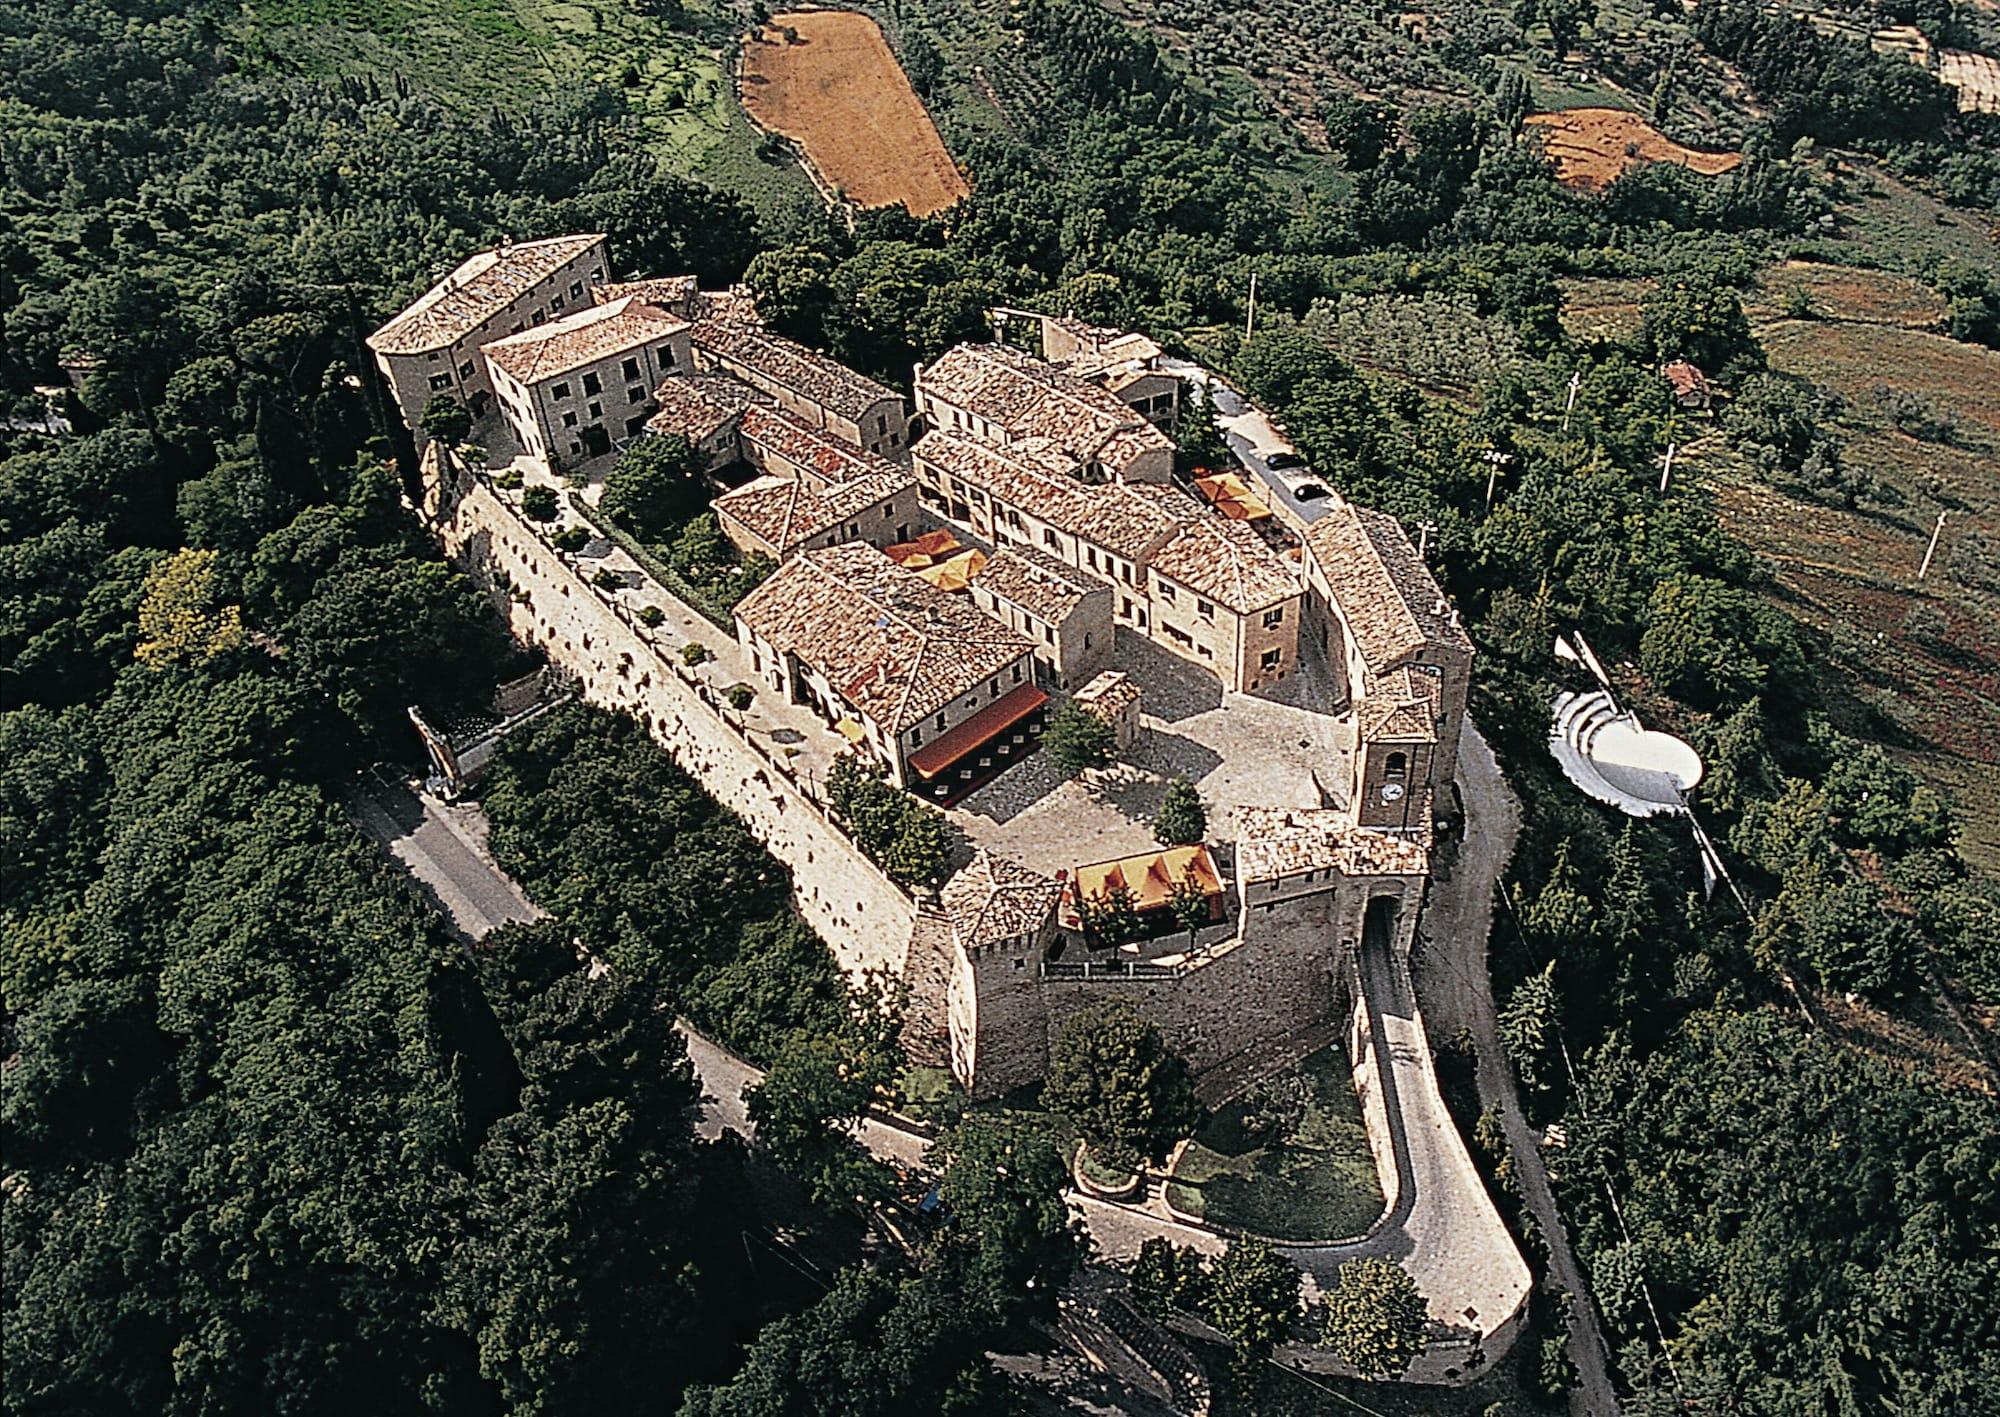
628;386;646;405
1197;599;1215;620
935;713;946;731
428;373;453;390
1157;581;1175;602
587;401;602;419
457;361;474;379
621;357;640;381
1263;606;1284;628
561;411;578;428
552;382;571;400
1012;665;1023;683
1044;529;1059;550
531;308;546;325
911;727;923;747
426;350;441;363
1261;648;1283;671
581;372;602;396
658;344;676;368
570;280;584;298
550;294;565;312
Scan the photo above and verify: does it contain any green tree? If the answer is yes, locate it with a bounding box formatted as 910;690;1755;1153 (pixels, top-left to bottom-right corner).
1154;777;1207;845
1320;92;1390;170
747;988;902;1205
600;434;705;540
1322;1256;1428;1378
1498;960;1560;1094
521;483;559;521
1044;700;1114;776
1080;881;1146;946
1040;1002;1199;1168
927;1115;1082;1320
1129;1237;1213;1320
1167;867;1211;946
1642;277;1762;377
419;394;472;445
1204;1239;1302;1372
882;801;952;888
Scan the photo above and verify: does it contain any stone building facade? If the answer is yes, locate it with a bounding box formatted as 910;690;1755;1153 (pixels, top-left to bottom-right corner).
482;296;693;463
368;234;610;431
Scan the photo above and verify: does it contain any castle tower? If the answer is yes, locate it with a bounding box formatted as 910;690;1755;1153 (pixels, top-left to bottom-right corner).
939;852;1062;1099
1352;671;1440;834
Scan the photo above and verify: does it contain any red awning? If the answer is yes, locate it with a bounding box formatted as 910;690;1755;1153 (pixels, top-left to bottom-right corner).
908;682;1048;780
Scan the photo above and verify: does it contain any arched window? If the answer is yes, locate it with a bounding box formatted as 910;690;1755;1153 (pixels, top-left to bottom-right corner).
1385;752;1407;780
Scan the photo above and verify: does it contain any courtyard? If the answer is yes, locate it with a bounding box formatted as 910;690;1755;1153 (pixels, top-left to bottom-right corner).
949;626;1356;881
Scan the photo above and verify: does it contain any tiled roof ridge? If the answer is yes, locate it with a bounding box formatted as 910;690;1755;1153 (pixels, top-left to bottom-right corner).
369;234;605;355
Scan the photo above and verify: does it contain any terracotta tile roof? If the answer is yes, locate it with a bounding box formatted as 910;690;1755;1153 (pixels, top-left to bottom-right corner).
1659;359;1711;400
974;545;1103;625
368;235;605;356
915;429;1197;564
597;275;701;317
693;320;900;424
480;295;688;385
917;343;1172;476
734;544;1032;733
1355;664;1440;742
645;373;755;444
740;403;902;485
712;468;913;558
1074;669;1140;717
1234;806;1430;883
940;850;1061;949
1150;515;1302;613
1305;503;1472;673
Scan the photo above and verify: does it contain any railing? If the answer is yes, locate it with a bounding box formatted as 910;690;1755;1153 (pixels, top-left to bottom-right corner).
1041;957;1185;982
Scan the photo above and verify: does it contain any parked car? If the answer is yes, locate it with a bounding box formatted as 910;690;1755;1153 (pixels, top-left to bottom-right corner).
1265;450;1308;471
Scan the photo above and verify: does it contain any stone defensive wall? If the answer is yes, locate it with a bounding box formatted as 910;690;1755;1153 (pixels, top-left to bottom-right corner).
1023;874;1422;1088
421;452;917;981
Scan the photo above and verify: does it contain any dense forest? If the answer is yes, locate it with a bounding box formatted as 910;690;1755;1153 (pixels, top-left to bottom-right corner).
4;0;1997;1413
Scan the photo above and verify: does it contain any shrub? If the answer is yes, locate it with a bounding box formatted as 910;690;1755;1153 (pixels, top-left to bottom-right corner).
726;682;754;711
552;526;590;553
639;605;665;628
681;641;709;667
1045;701;1114;776
521;484;558;521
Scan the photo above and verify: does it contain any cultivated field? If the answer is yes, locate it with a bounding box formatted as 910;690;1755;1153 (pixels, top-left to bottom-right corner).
1524;107;1742;191
1710;315;2000;874
738;11;970;216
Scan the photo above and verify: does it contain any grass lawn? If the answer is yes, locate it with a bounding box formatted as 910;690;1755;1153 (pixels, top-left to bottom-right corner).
1166;1046;1381;1242
229;0;822;222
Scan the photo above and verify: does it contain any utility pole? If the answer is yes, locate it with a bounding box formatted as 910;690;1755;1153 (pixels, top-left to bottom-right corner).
1561;369;1581;434
1244;271;1258;342
1658;441;1677;494
1416;518;1437;560
1481;449;1511;511
1918;511;1947;580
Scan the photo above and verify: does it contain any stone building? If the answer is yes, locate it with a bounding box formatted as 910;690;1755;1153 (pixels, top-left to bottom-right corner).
1035;315;1180;427
692;320;910;456
1146;515;1303;694
481;296;693;462
712;470;919;564
914;342;1175;485
968;545;1114;691
644;374;756;471
1303;500;1473;800
368;234;610;430
733;544;1043;800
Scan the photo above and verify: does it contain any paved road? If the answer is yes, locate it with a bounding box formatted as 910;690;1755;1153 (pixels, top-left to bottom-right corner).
1163;360;1335;529
349;775;543;941
1418;726;1622;1416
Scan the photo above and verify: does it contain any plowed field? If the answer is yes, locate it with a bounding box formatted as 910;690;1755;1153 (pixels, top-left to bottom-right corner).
739;11;969;216
1525;107;1741;191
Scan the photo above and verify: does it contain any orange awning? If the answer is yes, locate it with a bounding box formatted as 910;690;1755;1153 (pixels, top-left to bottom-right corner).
1073;844;1223;912
915;547;988;592
887;529;961;567
908;682;1047;780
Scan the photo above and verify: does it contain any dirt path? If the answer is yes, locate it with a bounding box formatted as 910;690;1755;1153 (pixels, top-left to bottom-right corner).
1417;725;1623;1416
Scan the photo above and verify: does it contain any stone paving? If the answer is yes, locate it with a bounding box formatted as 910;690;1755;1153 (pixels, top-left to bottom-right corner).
952;627;1354;880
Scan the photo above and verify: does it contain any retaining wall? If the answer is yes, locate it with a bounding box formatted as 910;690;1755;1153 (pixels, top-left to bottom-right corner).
425;459;916;981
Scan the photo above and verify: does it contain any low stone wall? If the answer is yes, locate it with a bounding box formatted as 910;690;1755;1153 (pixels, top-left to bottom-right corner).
425;460;916;981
